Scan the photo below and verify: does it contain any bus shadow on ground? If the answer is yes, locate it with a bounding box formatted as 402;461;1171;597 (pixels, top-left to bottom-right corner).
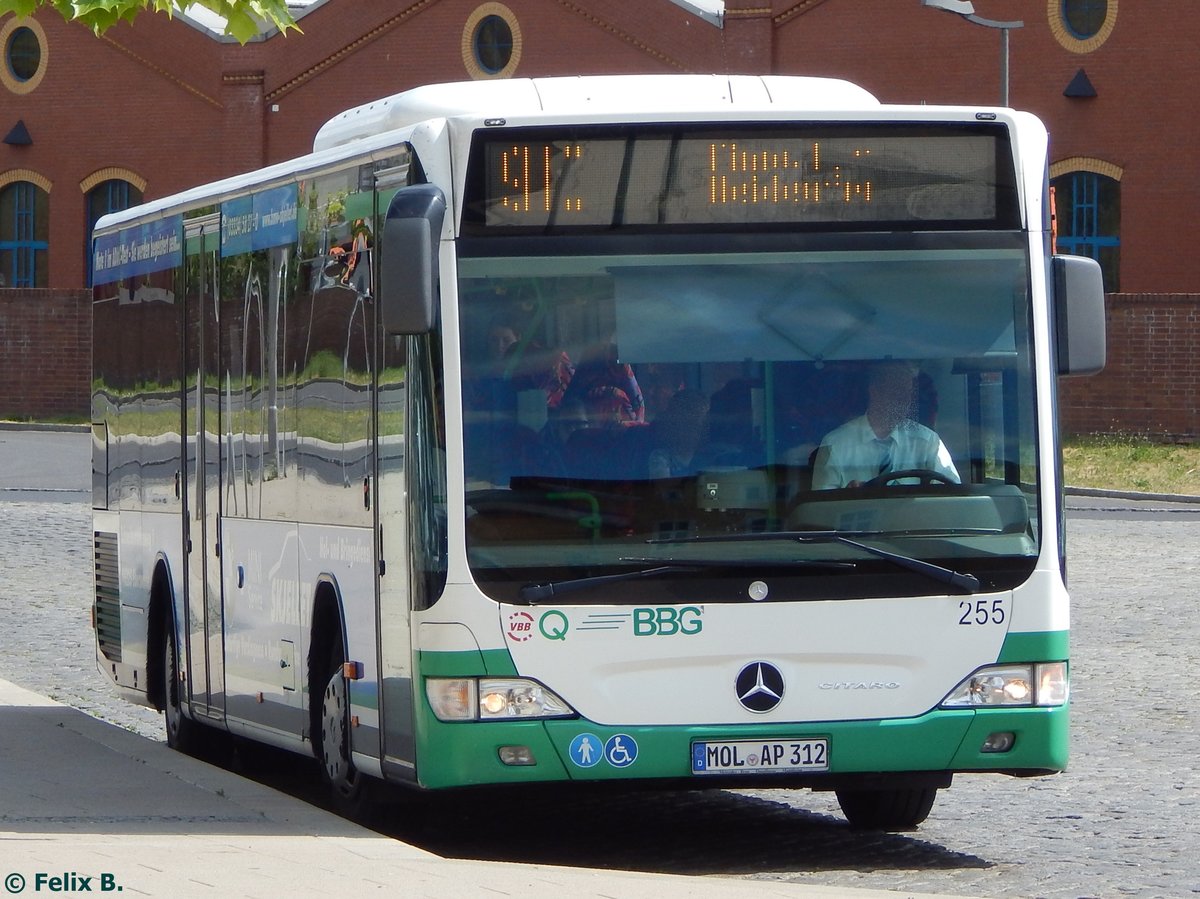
226;744;990;876
371;785;992;876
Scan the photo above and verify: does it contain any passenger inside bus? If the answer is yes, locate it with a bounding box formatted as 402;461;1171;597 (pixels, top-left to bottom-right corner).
646;389;711;478
705;377;764;469
466;307;574;417
527;399;590;479
561;335;645;425
812;361;960;489
636;363;686;421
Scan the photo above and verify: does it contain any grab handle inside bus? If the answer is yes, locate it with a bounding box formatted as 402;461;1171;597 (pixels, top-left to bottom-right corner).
380;183;447;334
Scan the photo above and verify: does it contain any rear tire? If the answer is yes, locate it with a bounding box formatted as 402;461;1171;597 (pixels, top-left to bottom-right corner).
835;787;938;830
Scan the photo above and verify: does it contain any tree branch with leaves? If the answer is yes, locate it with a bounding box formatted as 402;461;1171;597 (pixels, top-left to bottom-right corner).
0;1;298;44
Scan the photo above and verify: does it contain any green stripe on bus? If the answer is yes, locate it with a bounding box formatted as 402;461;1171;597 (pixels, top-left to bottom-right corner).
997;630;1069;663
416;648;519;677
417;649;486;676
409;705;1069;789
483;648;520;677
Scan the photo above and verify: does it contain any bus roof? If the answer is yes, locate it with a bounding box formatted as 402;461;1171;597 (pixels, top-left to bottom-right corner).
95;75;1045;240
312;75;880;152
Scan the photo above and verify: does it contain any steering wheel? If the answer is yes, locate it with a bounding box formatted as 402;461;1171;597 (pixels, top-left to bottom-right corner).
862;468;956;488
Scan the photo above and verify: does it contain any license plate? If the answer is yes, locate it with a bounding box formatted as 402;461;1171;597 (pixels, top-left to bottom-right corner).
691;738;829;775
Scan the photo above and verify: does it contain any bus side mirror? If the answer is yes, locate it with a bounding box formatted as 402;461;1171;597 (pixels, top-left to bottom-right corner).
1052;254;1106;377
380;184;446;335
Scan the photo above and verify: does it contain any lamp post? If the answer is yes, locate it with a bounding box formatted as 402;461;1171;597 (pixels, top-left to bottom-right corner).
921;0;1024;106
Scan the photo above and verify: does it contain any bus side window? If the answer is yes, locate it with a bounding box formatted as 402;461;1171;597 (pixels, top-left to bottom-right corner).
408;333;448;609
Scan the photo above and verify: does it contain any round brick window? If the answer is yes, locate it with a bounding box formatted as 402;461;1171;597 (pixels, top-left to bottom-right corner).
1049;0;1118;53
474;16;513;74
1;18;47;94
462;4;522;80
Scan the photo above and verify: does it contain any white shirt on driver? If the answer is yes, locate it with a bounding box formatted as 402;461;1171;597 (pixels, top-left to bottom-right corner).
812;415;959;490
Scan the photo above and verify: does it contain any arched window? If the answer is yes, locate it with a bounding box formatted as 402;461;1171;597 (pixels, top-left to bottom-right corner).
86;179;143;286
0;180;49;288
1053;170;1120;292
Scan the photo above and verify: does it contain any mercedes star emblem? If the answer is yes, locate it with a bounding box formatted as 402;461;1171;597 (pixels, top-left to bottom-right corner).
736;661;784;713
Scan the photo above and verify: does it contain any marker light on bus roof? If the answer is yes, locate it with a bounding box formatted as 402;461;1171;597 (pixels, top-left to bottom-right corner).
941;663;1068;708
426;677;574;721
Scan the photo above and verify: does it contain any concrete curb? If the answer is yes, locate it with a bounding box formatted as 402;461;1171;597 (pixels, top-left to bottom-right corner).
0;421;90;433
1065;485;1200;505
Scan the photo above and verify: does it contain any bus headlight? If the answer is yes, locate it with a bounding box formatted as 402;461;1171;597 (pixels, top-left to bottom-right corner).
426;677;575;721
479;678;573;719
940;662;1068;708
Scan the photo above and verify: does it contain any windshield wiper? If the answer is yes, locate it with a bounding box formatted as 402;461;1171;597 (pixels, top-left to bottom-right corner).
649;531;980;594
516;557;855;604
518;565;696;603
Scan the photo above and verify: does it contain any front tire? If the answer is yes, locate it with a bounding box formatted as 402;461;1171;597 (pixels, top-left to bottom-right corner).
317;644;375;817
161;614;201;753
835;787;938;830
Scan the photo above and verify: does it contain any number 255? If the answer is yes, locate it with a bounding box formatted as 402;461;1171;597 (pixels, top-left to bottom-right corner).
958;599;1005;625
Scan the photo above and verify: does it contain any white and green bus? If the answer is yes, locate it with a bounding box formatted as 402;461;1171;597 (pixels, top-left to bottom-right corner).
91;75;1105;829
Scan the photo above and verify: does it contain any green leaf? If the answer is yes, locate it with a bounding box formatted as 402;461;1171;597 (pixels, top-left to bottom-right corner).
222;8;259;44
2;1;298;42
0;1;44;17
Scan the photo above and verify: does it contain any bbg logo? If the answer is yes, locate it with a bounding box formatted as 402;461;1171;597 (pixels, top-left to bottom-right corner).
632;606;703;636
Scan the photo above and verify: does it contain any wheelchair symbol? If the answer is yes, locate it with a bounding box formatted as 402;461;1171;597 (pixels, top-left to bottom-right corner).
604;734;638;768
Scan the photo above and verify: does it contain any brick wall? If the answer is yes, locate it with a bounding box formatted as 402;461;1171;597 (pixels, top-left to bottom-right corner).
1060;294;1200;440
0;289;91;420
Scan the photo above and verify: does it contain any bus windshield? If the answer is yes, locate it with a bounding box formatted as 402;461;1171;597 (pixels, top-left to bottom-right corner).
457;234;1038;603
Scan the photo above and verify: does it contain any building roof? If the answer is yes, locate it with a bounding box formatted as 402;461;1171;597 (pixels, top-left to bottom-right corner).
180;0;325;40
668;0;723;27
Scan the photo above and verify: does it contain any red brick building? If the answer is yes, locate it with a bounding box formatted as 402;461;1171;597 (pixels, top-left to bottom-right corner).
0;0;1192;432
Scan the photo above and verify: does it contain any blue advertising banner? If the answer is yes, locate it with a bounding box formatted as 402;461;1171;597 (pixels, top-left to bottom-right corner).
221;184;299;256
92;215;183;283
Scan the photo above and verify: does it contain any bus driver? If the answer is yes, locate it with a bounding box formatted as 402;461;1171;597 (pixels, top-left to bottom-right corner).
812;362;959;490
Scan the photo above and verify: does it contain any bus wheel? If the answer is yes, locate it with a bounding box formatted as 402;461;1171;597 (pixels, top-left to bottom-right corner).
318;646;371;815
161;615;200;754
835;787;938;830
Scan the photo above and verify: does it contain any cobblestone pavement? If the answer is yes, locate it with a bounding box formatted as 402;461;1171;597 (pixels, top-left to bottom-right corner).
1;482;1197;898
748;503;1198;898
0;500;163;739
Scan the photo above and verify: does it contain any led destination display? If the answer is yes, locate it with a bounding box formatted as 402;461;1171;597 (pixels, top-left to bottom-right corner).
470;126;1016;231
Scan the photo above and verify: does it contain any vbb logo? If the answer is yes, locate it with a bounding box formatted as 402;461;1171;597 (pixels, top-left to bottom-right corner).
506;611;535;642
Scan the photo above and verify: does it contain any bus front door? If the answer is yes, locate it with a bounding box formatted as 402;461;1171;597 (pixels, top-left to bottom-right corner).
182;214;226;724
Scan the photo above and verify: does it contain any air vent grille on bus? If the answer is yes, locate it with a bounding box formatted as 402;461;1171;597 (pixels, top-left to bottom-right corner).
93;530;122;663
